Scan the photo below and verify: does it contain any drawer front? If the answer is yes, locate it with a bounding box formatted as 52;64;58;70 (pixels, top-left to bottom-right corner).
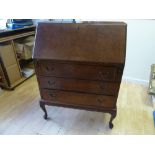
40;89;116;108
35;61;117;81
38;76;119;95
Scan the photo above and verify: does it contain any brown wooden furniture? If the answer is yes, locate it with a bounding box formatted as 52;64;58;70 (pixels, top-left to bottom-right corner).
33;22;127;129
0;26;35;90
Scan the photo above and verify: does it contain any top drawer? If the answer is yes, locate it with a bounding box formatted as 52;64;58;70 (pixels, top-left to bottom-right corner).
35;60;118;82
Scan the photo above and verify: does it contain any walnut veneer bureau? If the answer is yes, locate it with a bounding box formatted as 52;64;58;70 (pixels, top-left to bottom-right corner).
33;22;127;129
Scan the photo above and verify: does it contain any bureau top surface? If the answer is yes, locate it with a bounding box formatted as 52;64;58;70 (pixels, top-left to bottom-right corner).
33;22;127;64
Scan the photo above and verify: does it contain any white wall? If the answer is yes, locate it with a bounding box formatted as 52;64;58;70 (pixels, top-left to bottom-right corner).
123;20;155;84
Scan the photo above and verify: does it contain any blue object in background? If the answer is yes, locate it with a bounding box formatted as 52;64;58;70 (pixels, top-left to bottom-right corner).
11;19;32;23
6;19;33;29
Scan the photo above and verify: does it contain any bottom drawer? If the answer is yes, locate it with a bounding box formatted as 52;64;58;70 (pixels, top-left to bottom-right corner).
40;89;116;109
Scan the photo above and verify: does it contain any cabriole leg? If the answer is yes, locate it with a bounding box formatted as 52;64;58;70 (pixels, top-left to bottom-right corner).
40;101;48;120
109;110;117;129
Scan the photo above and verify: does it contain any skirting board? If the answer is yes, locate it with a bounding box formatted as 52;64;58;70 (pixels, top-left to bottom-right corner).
122;76;149;86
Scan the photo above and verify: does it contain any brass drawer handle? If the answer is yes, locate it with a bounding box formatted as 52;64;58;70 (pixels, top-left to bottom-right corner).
96;98;105;107
46;66;54;72
97;98;103;103
48;81;55;86
99;71;110;78
49;93;56;97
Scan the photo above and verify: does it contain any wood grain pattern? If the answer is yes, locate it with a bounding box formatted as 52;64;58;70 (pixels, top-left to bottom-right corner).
37;76;119;95
40;89;116;108
35;60;117;82
33;23;126;64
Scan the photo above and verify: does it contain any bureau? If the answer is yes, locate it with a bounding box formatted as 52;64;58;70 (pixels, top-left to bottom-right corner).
33;22;127;129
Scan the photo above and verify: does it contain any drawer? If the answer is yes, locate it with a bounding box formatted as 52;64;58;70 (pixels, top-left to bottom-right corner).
38;76;119;95
35;61;117;81
40;89;116;108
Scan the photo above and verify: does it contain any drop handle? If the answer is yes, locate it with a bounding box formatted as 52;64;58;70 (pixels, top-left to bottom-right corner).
48;81;55;86
46;67;54;72
96;98;104;106
49;93;56;97
97;98;103;103
99;71;110;78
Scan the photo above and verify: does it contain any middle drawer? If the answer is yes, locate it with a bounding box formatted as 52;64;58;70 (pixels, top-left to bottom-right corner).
37;76;119;95
36;61;117;82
